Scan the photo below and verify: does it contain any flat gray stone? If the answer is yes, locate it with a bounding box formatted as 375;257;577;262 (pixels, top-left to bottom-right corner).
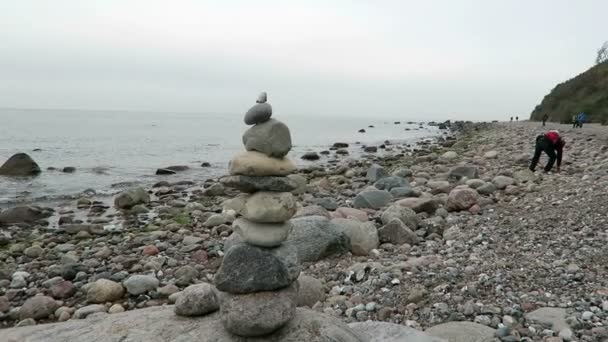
373;176;407;191
219;175;297;193
174;283;219;317
366;164;388;182
243;119;292;158
244;102;272;125
350;321;447;342
448;165;480;180
353;190;393;209
4;306;363;342
232;218;293;247
525;307;569;332
425;321;495;342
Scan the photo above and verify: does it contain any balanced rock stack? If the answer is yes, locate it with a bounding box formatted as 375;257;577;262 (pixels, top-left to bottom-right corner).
217;92;301;337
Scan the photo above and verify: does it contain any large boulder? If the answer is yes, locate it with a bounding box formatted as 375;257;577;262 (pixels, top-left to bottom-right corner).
448;165;479;180
353;190;393;209
114;188;150;209
229;151;296;177
4;306;364;342
331;218;379;256
350;321;446;342
242;119;292;158
446;188;478;211
214;243;300;294
0;206;50;225
425;321;495;342
0;153;41;176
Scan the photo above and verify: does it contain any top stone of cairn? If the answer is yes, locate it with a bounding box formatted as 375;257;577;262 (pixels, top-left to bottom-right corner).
245;92;272;125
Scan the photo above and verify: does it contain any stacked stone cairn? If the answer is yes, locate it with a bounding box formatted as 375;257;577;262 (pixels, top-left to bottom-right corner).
215;92;301;337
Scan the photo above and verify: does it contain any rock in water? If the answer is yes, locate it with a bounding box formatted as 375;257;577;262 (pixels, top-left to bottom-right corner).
0;206;50;225
0;153;41;176
174;283;219;317
237;191;297;223
244;103;272;125
114;187;150;209
232;218;293;247
220;175;297;193
3;306;364;342
256;91;267;103
242;119;292;158
214;243;300;294
218;283;298;337
229;151;296;176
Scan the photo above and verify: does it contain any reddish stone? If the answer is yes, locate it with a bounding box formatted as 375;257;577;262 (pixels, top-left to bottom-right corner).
142;245;159;256
0;296;10;313
192;250;209;263
469;204;482;215
49;281;76;299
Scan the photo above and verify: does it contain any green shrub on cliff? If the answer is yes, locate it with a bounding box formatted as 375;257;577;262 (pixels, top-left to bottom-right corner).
530;61;608;123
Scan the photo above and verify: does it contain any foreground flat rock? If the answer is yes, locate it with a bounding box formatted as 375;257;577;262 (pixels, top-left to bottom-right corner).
349;321;447;342
3;306;363;342
425;321;495;342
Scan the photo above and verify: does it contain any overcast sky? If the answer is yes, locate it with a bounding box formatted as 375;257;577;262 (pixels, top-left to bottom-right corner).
0;0;606;120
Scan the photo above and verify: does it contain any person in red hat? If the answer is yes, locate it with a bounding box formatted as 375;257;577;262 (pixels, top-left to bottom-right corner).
529;130;565;173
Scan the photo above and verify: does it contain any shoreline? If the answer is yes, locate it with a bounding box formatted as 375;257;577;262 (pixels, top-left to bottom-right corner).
6;120;606;340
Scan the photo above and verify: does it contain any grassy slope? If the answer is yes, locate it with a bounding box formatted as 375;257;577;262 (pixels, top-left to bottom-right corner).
530;61;608;123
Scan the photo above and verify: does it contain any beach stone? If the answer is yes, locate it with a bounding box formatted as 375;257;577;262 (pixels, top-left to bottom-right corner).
448;165;480;180
392;168;413;178
114;187;150;209
427;180;451;194
87;279;125;303
0;206;49;225
446;188;478;211
381;204;418;228
215;242;300;294
294;205;330;219
74;304;106;319
24;245;44;258
218;283;298;337
220;175;297;193
514;169;536;183
108;304;125;314
174;283;219;317
484;150;498;159
397;197;438;214
374;176;407;191
466;179;486;189
525;307;569;332
19;296;59;320
366;164;388;182
243;119;292;158
232;218;293;247
229;151;296;176
334;207;368;221
331;218;379;256
123;275;159;295
4;306;363;341
378;218;419;245
155;168;176;175
492;175;514;189
425;321;495;342
0;153;41;176
296;275;325;308
477;182;497;195
256;91;267;103
49;281;76;300
244;102;272;125
239;191;296;223
350;321;446;342
390;186;419;198
301;152;320;160
353;190;393;209
287;216;350;262
441;151;458;160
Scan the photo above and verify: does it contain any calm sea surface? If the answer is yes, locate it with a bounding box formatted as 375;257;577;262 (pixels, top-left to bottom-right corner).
0;108;441;203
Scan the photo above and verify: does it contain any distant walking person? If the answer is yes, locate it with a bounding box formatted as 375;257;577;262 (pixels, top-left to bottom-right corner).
572;114;578;128
542;114;549;126
576;112;587;128
516;116;519;121
510;117;513;122
530;130;565;173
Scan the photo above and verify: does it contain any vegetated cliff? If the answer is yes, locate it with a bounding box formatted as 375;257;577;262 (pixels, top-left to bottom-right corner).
530;61;608;123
